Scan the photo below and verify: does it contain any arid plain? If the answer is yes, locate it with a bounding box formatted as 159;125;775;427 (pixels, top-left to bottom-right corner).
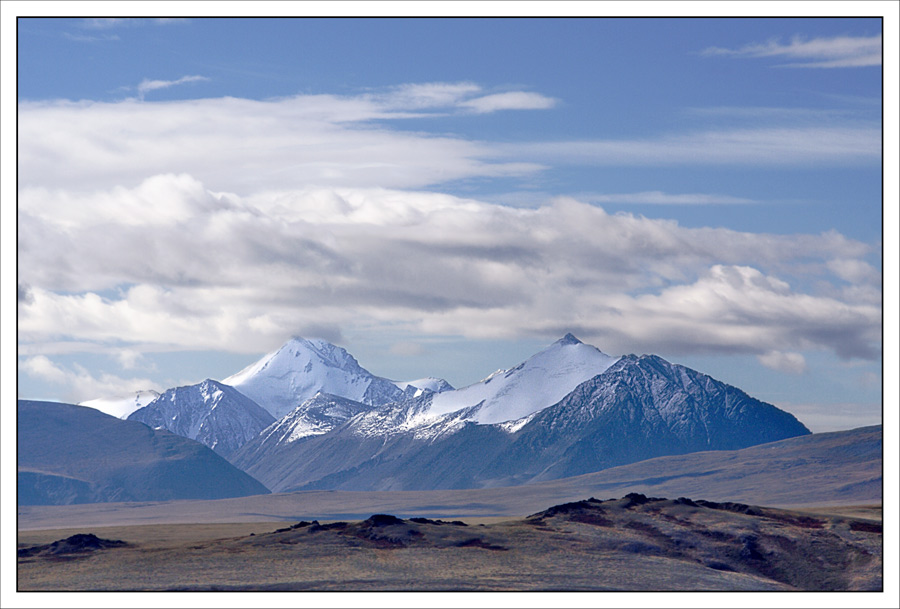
17;495;882;592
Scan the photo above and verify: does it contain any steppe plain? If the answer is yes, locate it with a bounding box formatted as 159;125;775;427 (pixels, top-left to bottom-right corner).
17;495;882;592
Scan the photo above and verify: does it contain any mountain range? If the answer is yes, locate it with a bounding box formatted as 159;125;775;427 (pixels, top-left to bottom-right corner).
25;334;818;502
231;344;811;492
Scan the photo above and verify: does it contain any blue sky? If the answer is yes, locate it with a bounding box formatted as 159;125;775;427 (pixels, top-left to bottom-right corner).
9;10;897;433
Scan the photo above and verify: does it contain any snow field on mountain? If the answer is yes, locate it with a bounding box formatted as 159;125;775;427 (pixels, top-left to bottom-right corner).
426;334;620;425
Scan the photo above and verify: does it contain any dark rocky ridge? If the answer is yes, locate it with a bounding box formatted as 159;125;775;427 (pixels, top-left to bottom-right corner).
18;534;129;559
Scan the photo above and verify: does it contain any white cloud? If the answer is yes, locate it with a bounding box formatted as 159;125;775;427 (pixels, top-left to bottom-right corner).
137;75;209;99
460;91;557;114
19;355;160;403
17;180;881;363
14;88;883;394
116;349;150;370
377;82;482;109
17;91;877;204
17;93;545;194
702;34;882;68
757;351;808;375
826;258;881;284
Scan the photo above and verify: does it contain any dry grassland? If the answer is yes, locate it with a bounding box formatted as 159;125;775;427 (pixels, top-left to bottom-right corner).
17;495;882;592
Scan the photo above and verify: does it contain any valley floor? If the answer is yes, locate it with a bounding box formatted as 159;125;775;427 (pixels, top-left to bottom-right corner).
17;495;882;592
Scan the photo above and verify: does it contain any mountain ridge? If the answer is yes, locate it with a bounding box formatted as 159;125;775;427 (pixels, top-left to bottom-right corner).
127;379;276;458
17;400;270;505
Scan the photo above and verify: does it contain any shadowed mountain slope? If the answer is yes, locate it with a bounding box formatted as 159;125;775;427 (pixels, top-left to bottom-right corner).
17;400;270;505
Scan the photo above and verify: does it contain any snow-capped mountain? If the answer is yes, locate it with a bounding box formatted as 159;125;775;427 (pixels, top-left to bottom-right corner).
294;333;620;439
127;379;275;458
232;348;810;493
394;377;455;396
256;392;374;445
79;389;161;419
74;333;813;496
233;393;376;473
480;353;814;484
424;333;619;425
233;334;618;468
223;337;410;419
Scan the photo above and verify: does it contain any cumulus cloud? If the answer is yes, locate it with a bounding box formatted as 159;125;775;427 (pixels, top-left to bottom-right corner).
757;351;808;375
14;88;883;398
17;179;881;362
826;258;882;284
137;75;209;99
702;34;882;68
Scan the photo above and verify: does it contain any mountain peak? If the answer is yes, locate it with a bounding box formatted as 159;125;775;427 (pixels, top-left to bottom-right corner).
280;337;363;373
556;333;583;346
425;335;620;425
223;336;405;419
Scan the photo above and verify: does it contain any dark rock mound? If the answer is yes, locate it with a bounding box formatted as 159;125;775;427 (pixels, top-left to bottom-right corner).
18;533;128;558
263;513;504;552
850;521;882;533
694;499;762;516
409;517;468;526
527;497;605;519
621;492;665;509
363;513;405;527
